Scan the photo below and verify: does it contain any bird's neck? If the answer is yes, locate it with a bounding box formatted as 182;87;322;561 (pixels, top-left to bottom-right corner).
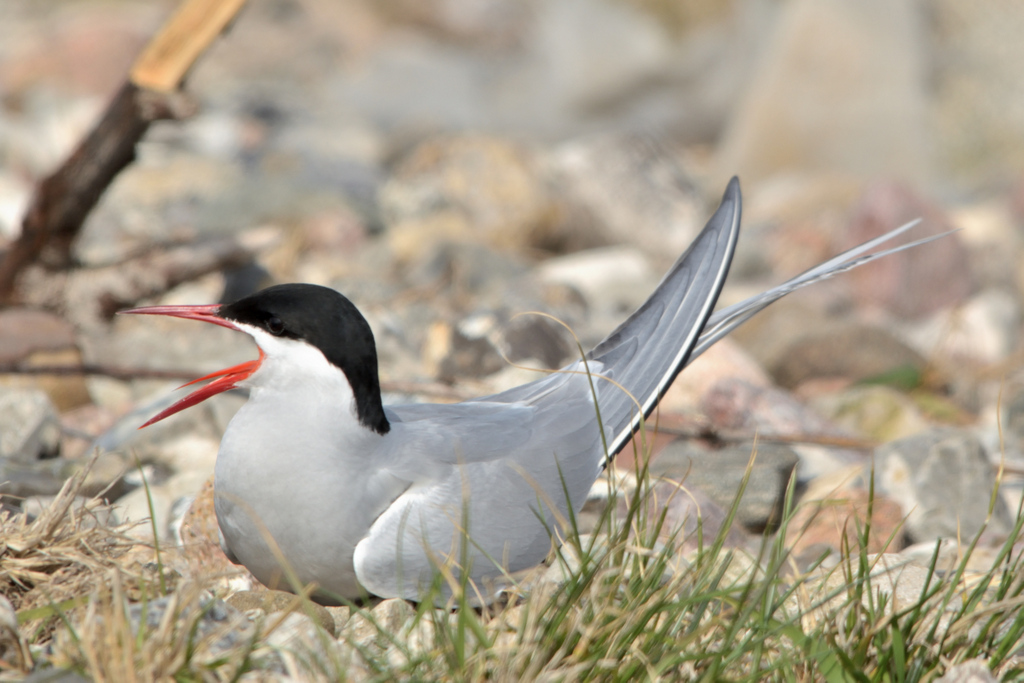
239;345;388;438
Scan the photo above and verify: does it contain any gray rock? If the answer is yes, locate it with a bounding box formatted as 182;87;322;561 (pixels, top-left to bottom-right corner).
802;553;960;624
338;0;693;140
651;439;800;531
89;387;241;456
379;134;556;256
0;388;61;462
0;594;24;669
623;479;751;553
343;598;416;647
0;308;90;413
403;241;531;304
1000;383;1024;457
262;611;344;678
874;429;1014;543
530;0;673;112
0;309;78;365
541;134;703;256
538;245;659;342
422;310;575;382
115;469;211;542
541;534;613;587
700;379;865;480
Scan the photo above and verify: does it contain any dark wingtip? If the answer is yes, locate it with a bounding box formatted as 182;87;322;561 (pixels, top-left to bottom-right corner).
723;176;742;204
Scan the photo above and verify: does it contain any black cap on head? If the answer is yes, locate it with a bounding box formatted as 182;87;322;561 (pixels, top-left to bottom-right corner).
219;284;390;435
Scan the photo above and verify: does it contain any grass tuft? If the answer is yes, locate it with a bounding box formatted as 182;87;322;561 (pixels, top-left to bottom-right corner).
3;447;1024;680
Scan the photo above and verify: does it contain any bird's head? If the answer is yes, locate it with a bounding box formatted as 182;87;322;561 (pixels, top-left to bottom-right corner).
120;283;389;434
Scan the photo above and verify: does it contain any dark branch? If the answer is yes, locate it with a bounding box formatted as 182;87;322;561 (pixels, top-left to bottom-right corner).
0;85;194;302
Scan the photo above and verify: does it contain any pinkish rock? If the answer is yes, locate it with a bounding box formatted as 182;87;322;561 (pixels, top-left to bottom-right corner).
843;181;972;318
701;378;852;440
659;337;771;414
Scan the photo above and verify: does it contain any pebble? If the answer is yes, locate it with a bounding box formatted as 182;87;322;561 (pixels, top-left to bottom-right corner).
651;439;799;532
422;310;574;382
715;0;929;187
227;589;336;636
127;595;253;660
115;469;213;542
0;388;61;462
0;450;127;501
874;428;1014;543
657;337;772;415
20;495;116;528
899;288;1020;367
542;134;703;255
0;594;27;670
538;245;659;341
343;598;416;647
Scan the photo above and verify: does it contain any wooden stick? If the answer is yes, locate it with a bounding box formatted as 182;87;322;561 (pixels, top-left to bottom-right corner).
0;0;251;303
131;0;250;93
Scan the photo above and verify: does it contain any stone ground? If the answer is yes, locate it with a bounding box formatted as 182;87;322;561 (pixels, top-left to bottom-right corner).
2;0;1024;674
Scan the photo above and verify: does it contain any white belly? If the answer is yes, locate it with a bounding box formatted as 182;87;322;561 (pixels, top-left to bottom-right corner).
213;397;402;600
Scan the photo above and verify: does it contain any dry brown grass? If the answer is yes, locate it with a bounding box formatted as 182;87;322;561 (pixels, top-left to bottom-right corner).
1;453;167;666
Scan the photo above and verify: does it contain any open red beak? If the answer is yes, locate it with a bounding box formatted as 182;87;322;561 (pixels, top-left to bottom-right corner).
119;304;265;428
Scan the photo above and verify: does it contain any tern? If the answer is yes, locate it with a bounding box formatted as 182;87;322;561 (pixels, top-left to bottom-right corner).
123;178;936;603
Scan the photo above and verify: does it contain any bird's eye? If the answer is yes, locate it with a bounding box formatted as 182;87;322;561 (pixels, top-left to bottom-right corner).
266;316;285;336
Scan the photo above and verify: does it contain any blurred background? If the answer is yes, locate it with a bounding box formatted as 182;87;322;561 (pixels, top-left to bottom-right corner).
2;0;1024;543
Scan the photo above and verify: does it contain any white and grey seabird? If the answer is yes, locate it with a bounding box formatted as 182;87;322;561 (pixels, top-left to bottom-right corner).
122;178;936;603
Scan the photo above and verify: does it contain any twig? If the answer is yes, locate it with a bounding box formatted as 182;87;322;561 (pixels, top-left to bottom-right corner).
0;0;251;303
0;85;191;301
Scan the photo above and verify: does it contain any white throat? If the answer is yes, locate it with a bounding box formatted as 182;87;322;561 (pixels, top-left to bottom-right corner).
237;325;362;422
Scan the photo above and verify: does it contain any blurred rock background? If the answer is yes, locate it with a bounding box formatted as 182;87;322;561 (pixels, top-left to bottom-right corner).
2;0;1024;571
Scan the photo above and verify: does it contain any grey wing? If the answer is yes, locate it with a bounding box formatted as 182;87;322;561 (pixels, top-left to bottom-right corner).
582;177;741;463
355;369;605;601
436;178;740;468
